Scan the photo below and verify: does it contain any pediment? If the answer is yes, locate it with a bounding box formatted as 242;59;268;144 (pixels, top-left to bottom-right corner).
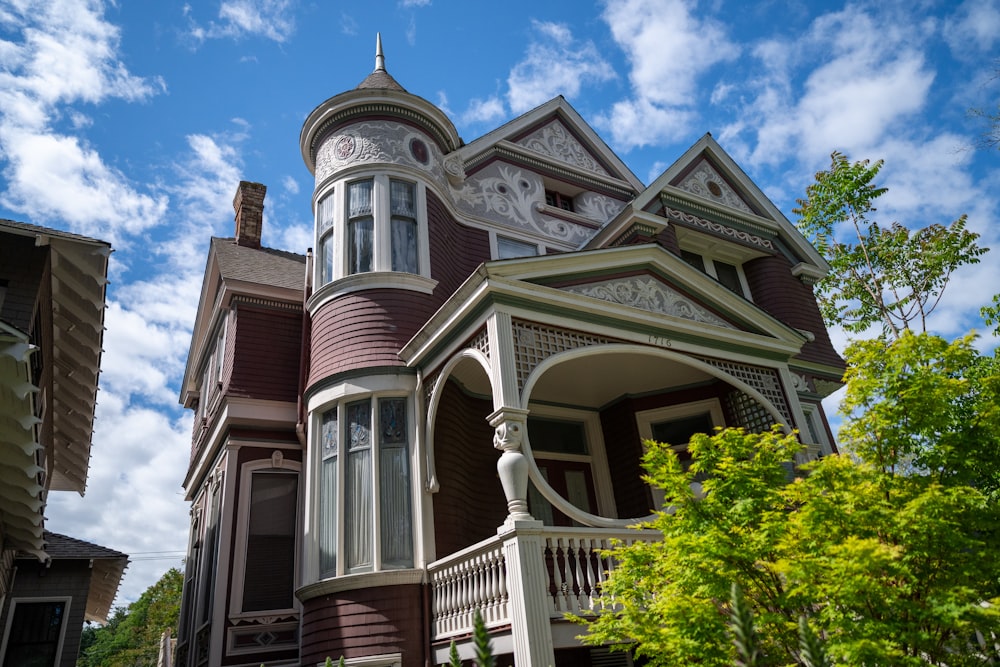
674;156;756;216
513;118;611;177
561;274;736;330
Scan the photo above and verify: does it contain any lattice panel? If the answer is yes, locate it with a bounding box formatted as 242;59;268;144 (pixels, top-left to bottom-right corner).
423;371;440;408
469;327;490;360
697;356;792;427
726;390;775;434
513;320;611;390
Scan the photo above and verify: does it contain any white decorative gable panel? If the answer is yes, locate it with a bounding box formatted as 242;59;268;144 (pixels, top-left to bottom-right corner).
515;119;610;176
450;163;594;244
678;159;754;215
563;276;735;329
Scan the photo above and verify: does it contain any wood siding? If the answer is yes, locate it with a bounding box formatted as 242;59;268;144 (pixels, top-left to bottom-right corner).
308;289;436;383
229;305;302;402
742;254;845;371
0;558;91;667
426;190;490;298
0;233;47;332
300;583;425;666
432;380;507;558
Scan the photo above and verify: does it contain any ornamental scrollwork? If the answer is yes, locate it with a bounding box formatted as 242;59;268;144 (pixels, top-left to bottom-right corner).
565;277;735;328
516;120;609;176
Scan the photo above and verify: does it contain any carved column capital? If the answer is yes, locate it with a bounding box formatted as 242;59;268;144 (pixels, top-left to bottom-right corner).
487;407;533;523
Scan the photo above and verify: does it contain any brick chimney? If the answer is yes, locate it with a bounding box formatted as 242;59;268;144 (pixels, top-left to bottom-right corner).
233;181;266;249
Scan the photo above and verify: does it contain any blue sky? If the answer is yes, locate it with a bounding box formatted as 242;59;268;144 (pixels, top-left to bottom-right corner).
1;0;997;608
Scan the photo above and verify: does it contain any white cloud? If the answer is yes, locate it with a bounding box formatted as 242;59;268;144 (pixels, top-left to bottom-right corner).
598;0;738;150
188;0;296;44
282;174;300;195
506;20;616;114
400;0;431;7
0;0;167;243
462;96;506;125
944;0;1000;56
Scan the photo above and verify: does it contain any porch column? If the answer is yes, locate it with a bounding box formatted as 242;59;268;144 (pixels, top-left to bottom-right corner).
489;407;533;523
498;520;556;667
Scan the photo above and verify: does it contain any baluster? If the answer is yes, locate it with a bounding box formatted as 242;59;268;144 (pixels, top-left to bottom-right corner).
497;549;508;621
566;539;581;613
581;537;600;612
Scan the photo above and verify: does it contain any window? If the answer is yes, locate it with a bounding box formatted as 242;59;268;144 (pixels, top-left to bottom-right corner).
348;180;374;274
230;461;300;616
1;599;68;667
314;174;429;288
318;396;414;578
318;193;335;284
679;250;750;299
496;235;540;260
636;399;725;508
524;407;614;526
390;180;418;273
545;189;574;212
242;471;298;612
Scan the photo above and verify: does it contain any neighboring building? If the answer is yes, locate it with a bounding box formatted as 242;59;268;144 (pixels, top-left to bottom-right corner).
0;219;127;666
176;38;843;667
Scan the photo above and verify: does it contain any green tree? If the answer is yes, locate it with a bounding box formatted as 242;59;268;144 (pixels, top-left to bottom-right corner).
78;567;183;667
577;428;1000;666
794;152;987;338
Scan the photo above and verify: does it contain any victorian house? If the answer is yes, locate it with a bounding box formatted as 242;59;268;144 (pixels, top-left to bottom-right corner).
176;39;843;667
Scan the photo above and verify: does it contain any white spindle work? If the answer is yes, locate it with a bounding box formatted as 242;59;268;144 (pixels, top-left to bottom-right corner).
428;526;660;641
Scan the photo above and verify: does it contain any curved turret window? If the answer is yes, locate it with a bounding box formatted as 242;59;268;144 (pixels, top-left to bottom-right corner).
314;173;430;289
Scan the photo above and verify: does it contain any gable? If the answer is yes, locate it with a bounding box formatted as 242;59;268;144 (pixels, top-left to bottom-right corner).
512;118;611;177
673;156;756;216
560;273;737;330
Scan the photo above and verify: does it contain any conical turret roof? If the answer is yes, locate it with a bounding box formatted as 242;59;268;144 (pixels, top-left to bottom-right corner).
356;33;406;91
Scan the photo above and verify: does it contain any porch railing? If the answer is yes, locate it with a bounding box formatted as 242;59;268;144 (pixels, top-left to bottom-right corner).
428;526;660;640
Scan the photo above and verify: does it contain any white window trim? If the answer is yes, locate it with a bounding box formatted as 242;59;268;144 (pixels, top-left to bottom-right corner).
314;172;431;286
525;404;617;519
636;398;725;510
0;596;71;665
228;457;302;621
312;392;418;581
315;653;402;667
800;403;833;457
490;232;543;260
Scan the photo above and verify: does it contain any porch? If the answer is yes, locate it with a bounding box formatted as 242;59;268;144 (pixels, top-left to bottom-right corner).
428;524;660;665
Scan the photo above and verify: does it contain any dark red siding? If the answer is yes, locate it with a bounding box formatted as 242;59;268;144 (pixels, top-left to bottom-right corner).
743;254;845;371
229;305;302;401
426;189;490;297
300;583;425;666
308;290;437;384
432;379;507;557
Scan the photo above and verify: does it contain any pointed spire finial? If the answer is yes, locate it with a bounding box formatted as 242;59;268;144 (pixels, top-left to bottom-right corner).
375;32;385;72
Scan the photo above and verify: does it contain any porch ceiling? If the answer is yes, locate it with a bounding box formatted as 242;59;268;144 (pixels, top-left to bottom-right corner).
528;350;711;409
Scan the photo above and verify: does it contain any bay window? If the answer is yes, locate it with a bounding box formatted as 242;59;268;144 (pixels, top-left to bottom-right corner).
313;174;429;288
318;396;414;578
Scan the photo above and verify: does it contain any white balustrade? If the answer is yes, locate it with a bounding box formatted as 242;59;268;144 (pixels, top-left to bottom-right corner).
428;526;660;640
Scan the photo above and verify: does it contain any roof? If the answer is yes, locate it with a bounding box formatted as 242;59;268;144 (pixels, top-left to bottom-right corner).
0;218;109;246
40;531;128;560
211;237;306;290
18;532;128;624
356;32;406;92
0;220;110;498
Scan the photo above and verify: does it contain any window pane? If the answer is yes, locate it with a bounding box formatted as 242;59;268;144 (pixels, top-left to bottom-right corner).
346;400;373;570
3;601;64;667
390;180;415;217
714;261;744;295
243;472;297;612
379;398;412;567
320;409;338;576
681;250;705;272
527;466;554;525
348;180;373;217
391;218;418;273
320;231;334;284
527;417;588;455
497;236;538;259
318;193;335;233
348;218;373;274
651;412;714;445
